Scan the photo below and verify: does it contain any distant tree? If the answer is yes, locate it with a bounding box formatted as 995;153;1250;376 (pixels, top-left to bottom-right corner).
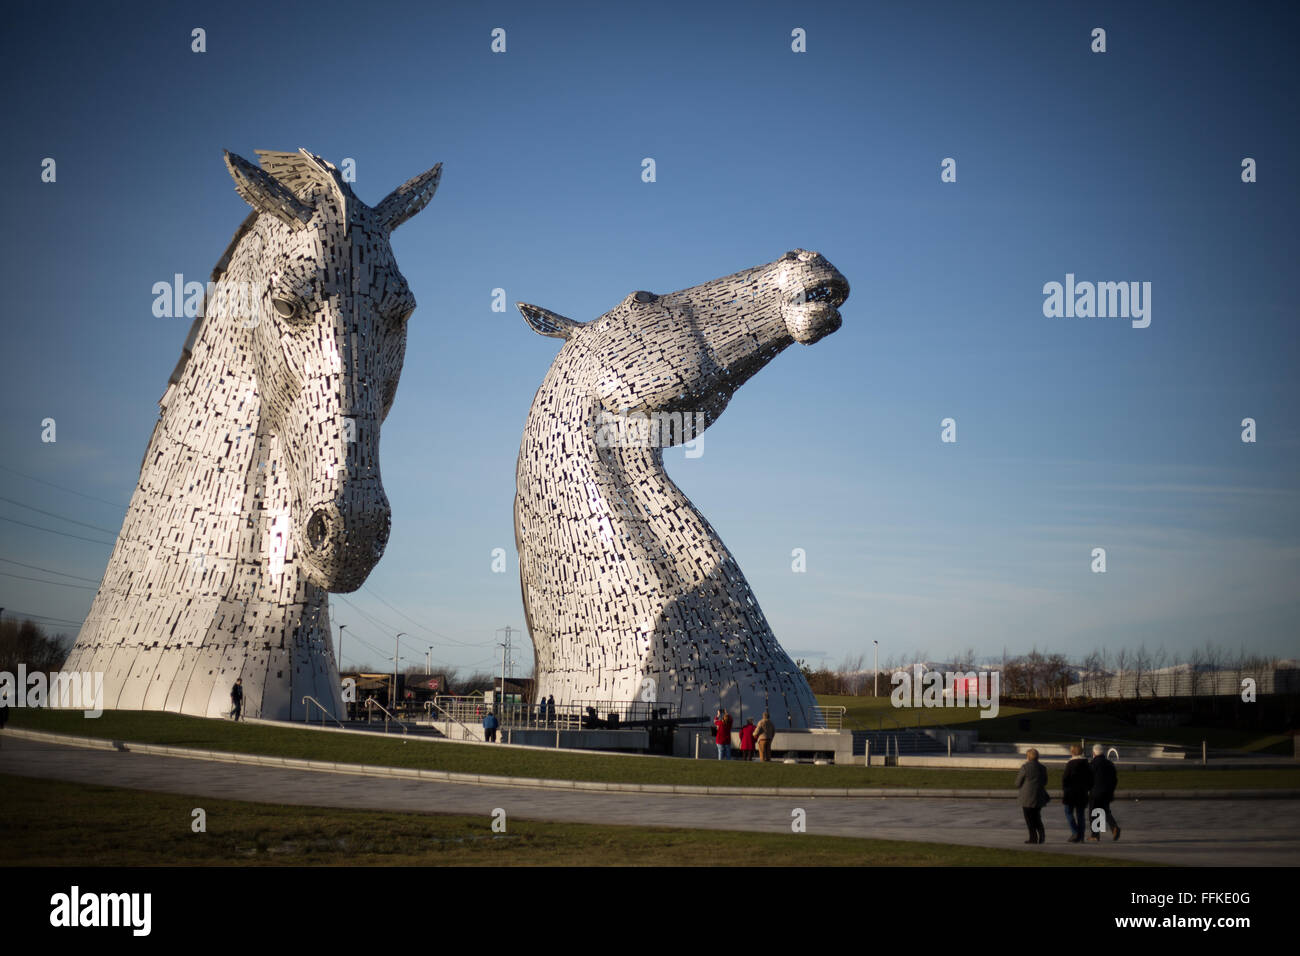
1201;641;1225;713
1081;649;1102;699
1186;646;1205;707
0;618;70;674
1110;648;1127;700
1132;645;1152;701
458;671;495;695
836;652;866;695
1045;653;1072;700
1001;656;1030;698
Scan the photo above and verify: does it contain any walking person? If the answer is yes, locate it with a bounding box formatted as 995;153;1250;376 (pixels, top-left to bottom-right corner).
230;677;244;721
754;710;775;762
1062;743;1093;843
546;694;556;724
739;718;756;761
1087;744;1121;841
483;709;499;743
1015;747;1049;844
713;708;733;759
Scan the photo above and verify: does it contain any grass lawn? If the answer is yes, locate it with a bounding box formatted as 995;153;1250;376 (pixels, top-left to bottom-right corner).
0;773;1140;867
8;708;1298;792
818;695;1294;754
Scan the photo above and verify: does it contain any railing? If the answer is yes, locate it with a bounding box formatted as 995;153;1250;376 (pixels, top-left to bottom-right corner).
812;705;846;730
425;695;680;731
363;698;409;735
424;699;478;739
301;695;345;729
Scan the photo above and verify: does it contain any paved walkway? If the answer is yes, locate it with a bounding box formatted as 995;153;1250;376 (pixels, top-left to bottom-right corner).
3;736;1297;865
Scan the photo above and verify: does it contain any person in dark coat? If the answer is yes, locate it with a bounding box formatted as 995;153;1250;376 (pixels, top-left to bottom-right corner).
1061;743;1093;843
230;678;244;721
1015;747;1049;843
1087;744;1121;841
546;694;556;724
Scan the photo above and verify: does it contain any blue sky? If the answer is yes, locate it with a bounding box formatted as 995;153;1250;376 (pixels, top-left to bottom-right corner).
1;0;1296;674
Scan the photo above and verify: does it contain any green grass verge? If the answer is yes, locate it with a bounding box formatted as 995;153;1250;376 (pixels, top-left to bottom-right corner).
817;695;1294;754
9;708;1298;792
0;773;1140;867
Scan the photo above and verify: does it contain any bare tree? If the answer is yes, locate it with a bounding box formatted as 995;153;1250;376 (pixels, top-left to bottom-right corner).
1113;648;1129;700
1186;645;1205;708
836;652;866;695
1141;645;1166;699
1132;644;1151;701
952;646;978;673
1201;640;1225;713
1045;653;1072;700
0;618;71;673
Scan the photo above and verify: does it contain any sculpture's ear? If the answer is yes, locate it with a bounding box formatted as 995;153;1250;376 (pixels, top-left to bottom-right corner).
224;150;313;227
518;303;583;339
375;162;443;231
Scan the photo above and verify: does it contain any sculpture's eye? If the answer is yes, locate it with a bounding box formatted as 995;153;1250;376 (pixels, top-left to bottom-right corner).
271;294;308;324
633;291;657;304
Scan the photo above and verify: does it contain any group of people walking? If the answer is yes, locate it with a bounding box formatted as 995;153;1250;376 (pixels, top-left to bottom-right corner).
713;708;776;761
1017;743;1122;844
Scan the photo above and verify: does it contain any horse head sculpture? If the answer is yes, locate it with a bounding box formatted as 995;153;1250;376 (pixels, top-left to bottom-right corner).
515;250;849;728
62;149;441;720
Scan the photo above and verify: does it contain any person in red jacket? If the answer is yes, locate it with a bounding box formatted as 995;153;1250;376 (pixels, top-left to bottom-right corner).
713;708;733;759
739;718;756;761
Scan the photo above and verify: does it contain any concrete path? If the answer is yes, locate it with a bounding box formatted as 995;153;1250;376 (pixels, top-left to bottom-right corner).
3;736;1297;865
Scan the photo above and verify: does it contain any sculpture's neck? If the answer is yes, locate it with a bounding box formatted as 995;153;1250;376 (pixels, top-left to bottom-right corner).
520;381;716;571
93;273;315;624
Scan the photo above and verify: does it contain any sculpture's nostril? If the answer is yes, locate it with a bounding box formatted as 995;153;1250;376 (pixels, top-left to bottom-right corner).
306;510;331;551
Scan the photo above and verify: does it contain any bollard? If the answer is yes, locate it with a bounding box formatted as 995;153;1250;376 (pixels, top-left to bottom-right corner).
1202;740;1207;766
864;740;870;767
947;734;952;757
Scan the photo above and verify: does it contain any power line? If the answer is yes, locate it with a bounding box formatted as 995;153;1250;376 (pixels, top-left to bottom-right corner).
1;608;85;628
0;463;127;509
0;557;99;583
360;583;489;648
0;571;96;591
0;495;120;535
0;515;114;546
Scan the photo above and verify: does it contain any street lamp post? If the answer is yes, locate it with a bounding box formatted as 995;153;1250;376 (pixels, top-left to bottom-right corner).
393;632;406;711
874;640;879;698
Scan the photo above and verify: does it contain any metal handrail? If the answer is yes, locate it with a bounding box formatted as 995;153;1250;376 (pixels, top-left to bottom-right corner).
301;695;345;729
812;705;846;730
424;699;478;739
363;697;409;735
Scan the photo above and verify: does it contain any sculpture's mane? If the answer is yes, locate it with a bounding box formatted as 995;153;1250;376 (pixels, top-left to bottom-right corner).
160;150;354;406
